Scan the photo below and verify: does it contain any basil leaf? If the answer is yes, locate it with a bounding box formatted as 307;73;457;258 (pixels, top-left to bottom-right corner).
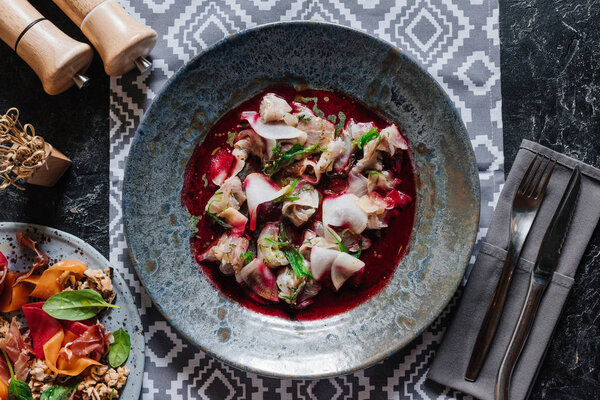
353;128;380;150
40;386;76;400
2;349;32;400
109;328;131;368
9;379;32;400
43;289;120;321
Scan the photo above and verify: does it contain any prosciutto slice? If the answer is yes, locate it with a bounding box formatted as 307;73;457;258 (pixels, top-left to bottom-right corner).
322;194;368;239
14;233;49;285
60;324;107;362
0;318;32;381
22;302;62;359
243;173;290;231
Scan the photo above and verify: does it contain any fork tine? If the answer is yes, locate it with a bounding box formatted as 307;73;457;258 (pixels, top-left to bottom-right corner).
522;155;543;195
534;159;556;199
527;157;549;197
518;154;539;193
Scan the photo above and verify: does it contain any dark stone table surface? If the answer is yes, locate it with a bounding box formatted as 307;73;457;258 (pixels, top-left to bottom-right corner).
0;0;598;398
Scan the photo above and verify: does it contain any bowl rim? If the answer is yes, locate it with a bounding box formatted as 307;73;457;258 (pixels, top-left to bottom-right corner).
123;20;481;378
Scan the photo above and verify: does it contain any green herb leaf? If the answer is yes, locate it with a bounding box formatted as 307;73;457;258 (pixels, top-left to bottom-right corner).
3;349;33;400
365;170;384;176
109;389;115;400
109;328;131;368
241;252;254;263
42;289;120;321
282;247;313;279
327;227;348;253
327;114;337;124
211;146;221;155
273;179;299;203
297;114;312;122
264;237;313;279
264;238;289;247
335;112;346;137
353;128;380;150
40;386;76;400
263;143;321;177
9;380;32;400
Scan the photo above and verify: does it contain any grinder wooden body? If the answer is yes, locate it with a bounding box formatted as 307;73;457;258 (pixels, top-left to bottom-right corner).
0;0;93;95
53;0;157;76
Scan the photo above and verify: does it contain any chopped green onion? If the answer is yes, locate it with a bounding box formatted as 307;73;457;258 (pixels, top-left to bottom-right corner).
264;237;289;247
263;143;321;177
353;128;380;150
273;179;299;203
241;252;254;263
264;237;313;279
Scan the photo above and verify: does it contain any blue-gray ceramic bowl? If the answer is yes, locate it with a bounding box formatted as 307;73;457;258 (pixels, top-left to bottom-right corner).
0;223;144;397
123;21;480;378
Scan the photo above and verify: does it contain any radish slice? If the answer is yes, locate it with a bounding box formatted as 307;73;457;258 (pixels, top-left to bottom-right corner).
310;247;340;281
239;259;279;302
331;252;365;291
242;111;307;142
243;173;288;231
209;148;236;186
322;193;368;239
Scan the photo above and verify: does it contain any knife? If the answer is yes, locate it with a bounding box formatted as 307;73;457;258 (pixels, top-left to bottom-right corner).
495;166;581;400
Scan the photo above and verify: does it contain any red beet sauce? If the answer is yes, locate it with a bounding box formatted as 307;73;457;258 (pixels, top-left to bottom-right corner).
181;85;416;320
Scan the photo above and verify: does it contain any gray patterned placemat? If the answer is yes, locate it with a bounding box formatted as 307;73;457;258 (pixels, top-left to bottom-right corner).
109;1;503;398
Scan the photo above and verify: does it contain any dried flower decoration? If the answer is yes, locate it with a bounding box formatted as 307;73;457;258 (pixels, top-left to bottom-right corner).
0;108;51;190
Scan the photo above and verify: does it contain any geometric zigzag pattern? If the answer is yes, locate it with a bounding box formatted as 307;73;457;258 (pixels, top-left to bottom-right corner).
109;1;503;398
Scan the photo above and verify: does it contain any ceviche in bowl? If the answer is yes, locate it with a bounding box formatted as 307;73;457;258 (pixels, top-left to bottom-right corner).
0;225;143;399
123;22;479;378
183;86;416;319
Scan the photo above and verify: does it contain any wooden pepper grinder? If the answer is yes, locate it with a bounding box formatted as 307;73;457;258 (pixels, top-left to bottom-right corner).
0;0;94;95
52;0;157;76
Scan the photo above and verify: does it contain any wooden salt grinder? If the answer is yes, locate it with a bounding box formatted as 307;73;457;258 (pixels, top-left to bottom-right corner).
0;0;93;95
52;0;157;76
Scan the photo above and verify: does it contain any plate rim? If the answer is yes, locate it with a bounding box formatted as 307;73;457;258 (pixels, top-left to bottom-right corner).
123;20;481;378
0;222;145;395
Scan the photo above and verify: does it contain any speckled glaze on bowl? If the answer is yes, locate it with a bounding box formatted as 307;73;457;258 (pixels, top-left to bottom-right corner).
123;22;480;378
0;223;144;397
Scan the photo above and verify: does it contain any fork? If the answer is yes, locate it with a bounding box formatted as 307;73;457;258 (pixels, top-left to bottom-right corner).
464;153;556;382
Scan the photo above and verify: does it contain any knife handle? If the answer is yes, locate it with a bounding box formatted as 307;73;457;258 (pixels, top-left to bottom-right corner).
465;246;519;381
495;276;547;400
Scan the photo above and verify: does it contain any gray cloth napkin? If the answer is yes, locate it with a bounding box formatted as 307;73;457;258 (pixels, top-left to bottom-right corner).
428;139;600;400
